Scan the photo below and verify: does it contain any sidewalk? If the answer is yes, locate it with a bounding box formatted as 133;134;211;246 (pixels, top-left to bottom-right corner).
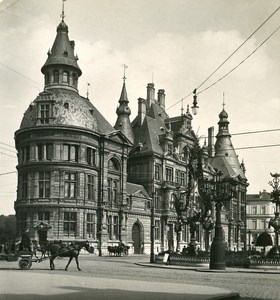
137;261;280;274
0;270;239;300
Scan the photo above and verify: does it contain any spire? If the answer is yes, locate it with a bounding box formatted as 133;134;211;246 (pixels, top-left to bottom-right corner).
61;0;66;22
114;66;134;143
41;4;82;92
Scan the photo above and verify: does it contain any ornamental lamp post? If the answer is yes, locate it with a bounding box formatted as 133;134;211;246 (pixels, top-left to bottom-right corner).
209;170;237;270
191;89;199;115
150;192;155;263
268;172;280;257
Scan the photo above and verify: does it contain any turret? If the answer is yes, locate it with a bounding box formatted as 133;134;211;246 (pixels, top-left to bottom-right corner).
41;18;82;92
114;70;134;143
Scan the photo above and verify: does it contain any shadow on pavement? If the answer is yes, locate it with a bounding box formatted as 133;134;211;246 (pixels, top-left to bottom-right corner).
0;286;238;300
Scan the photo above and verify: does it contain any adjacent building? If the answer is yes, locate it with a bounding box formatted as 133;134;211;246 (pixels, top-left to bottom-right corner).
246;190;275;250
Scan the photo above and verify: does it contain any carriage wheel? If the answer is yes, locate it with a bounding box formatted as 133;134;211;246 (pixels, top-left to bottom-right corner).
19;258;32;270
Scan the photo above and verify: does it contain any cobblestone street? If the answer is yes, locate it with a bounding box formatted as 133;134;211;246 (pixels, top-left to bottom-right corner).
1;255;280;299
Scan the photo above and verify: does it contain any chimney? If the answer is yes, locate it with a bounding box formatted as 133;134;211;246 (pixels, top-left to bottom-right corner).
208;126;215;157
158;89;165;109
146;83;155;108
138;97;146;125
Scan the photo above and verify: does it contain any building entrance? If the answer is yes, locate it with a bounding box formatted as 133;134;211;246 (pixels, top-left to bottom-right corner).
132;223;141;254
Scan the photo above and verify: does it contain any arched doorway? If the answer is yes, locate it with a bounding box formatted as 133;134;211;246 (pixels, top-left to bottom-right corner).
132;222;142;254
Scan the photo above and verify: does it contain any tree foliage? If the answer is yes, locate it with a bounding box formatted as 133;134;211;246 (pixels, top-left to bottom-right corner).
256;231;273;247
0;215;17;243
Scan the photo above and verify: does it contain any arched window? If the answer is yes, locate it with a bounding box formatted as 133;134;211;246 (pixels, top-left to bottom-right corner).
72;73;78;87
108;158;120;171
45;72;50;85
53;70;59;83
183;146;189;161
63;71;69;83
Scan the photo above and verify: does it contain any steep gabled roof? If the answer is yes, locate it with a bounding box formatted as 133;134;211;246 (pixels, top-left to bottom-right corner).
126;182;150;198
209;156;246;180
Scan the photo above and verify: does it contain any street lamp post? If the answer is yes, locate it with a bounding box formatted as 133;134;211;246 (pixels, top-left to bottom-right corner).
150;193;155;263
209;170;236;270
268;172;280;257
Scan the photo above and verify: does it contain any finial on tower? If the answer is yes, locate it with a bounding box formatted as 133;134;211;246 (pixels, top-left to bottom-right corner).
122;64;128;82
181;99;184;115
86;83;90;99
222;92;225;110
61;0;66;21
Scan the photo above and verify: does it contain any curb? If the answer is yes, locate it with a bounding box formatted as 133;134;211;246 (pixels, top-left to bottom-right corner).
136;262;280;274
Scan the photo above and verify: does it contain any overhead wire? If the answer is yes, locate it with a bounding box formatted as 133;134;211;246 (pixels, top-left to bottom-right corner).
166;6;280;111
197;24;280;96
196;5;280;90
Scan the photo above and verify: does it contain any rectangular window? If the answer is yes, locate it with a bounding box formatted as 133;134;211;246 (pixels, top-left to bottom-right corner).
252;220;257;230
87;175;95;200
155;164;160;181
175;170;179;183
154;189;160;209
181;224;187;242
167;144;172;154
261;220;266;229
23;146;30;162
107;179;112;203
233;203;238;220
86;213;95;238
63;212;77;236
240;206;245;221
63;144;78;162
113;216;119;239
261;206;266;215
46;144;53;160
155;220;160;240
108;216;112;239
252;206;257;214
22;173;28;199
165;167;173;182
38;144;44;161
87;148;96;166
113;181;117;204
180;172;186;186
38;211;50;221
64;172;76;198
39;171;50;198
40;104;50;124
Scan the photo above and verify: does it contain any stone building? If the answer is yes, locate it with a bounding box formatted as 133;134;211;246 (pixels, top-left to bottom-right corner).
14;17;151;255
246;190;275;250
14;12;248;255
127;83;248;252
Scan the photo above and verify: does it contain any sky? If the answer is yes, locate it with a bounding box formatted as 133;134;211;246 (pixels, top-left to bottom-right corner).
0;0;279;215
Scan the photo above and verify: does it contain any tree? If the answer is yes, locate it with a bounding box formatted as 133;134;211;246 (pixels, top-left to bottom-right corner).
256;231;273;254
0;215;17;244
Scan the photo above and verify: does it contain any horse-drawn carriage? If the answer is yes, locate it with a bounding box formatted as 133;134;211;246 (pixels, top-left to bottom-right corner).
0;240;92;270
107;245;130;256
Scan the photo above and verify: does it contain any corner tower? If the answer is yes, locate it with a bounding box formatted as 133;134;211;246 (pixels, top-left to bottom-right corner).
41;18;81;92
214;107;243;176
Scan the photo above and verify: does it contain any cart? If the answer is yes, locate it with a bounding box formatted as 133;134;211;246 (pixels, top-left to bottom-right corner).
2;250;49;270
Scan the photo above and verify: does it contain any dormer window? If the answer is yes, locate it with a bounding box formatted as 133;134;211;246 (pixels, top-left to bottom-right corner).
53;70;59;83
63;71;69;83
39;103;50;124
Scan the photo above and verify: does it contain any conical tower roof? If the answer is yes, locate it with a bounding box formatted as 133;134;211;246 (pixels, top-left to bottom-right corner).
41;20;81;76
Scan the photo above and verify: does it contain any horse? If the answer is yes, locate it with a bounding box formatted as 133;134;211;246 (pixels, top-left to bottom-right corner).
108;245;129;256
31;240;49;259
46;240;91;271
